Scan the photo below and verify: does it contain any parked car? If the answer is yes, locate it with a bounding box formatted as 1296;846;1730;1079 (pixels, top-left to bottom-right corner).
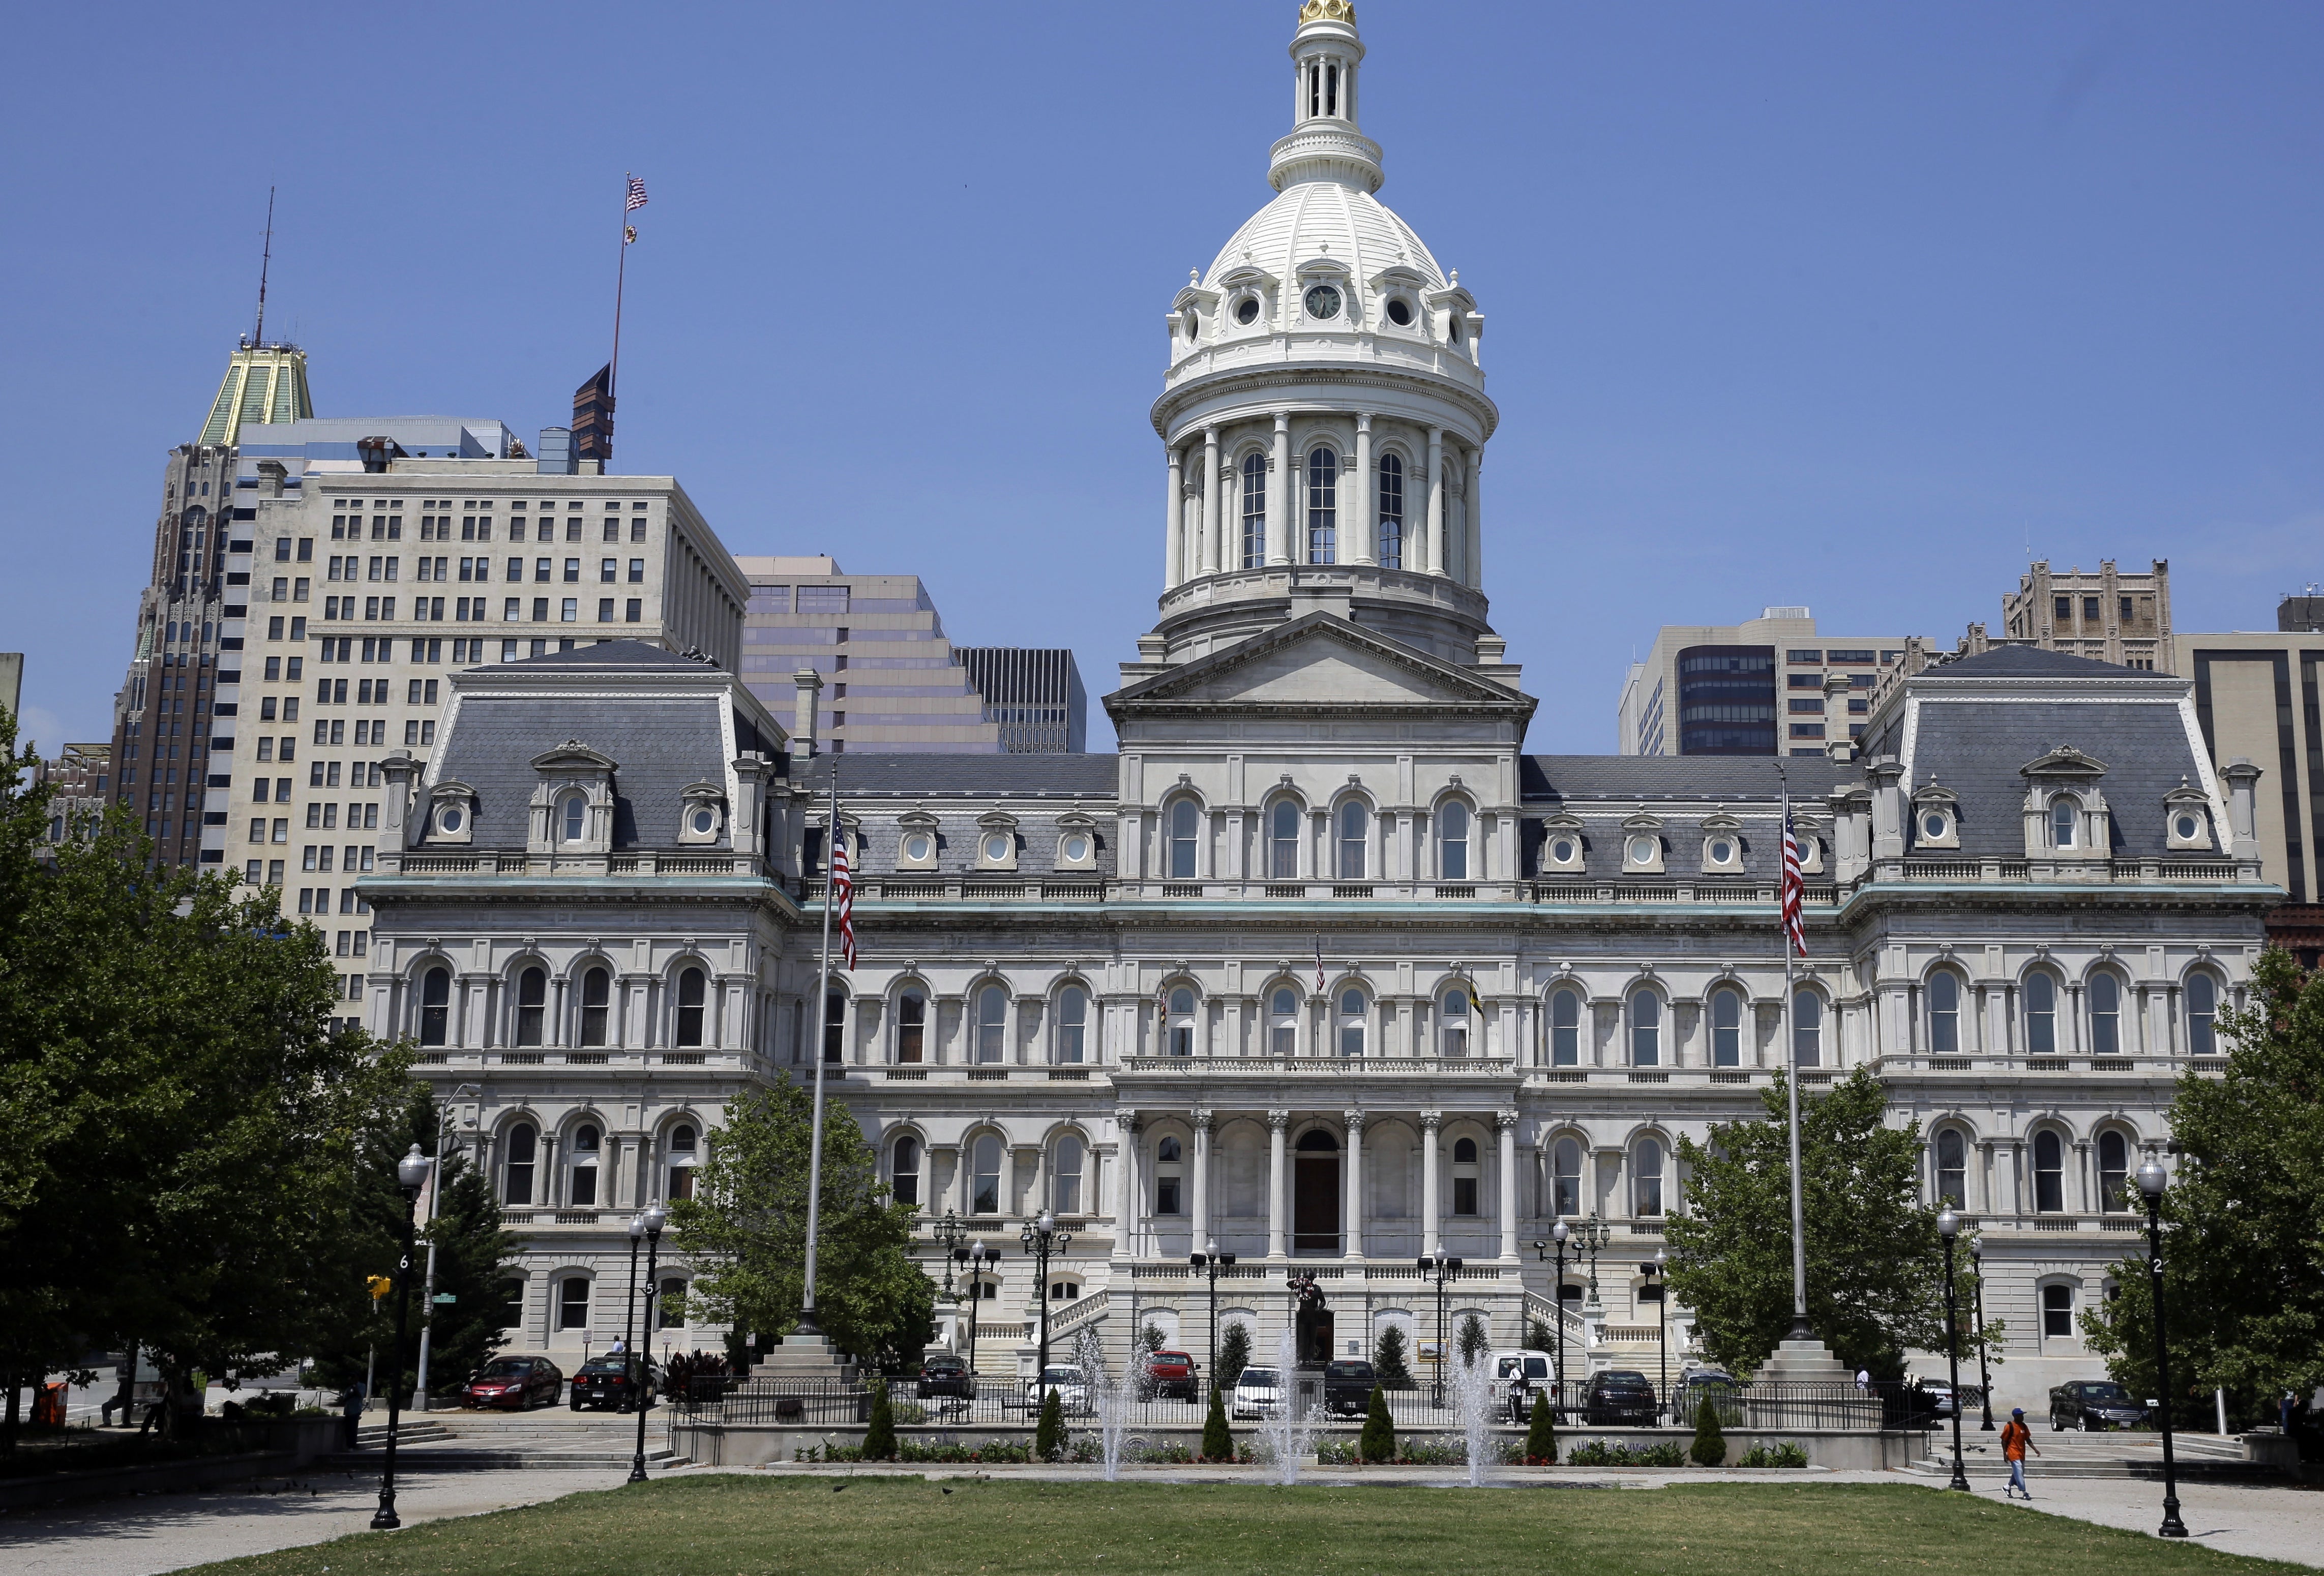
918;1354;977;1400
1911;1377;1981;1420
1323;1360;1378;1417
1674;1370;1742;1426
1145;1349;1200;1402
1582;1369;1659;1426
1032;1365;1091;1416
1494;1350;1555;1422
570;1356;656;1412
2050;1380;2149;1432
462;1355;562;1411
1231;1366;1284;1420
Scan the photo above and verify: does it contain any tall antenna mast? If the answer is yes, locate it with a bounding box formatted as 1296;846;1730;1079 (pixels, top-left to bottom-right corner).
253;187;276;347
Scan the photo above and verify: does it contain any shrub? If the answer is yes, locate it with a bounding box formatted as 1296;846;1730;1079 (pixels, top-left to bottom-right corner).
1526;1317;1557;1354
1456;1313;1489;1366
1739;1442;1810;1468
1564;1438;1686;1468
1035;1388;1065;1461
861;1378;897;1461
1689;1395;1726;1467
1217;1323;1253;1388
1361;1384;1396;1464
1373;1325;1412;1385
1525;1388;1558;1465
1202;1385;1233;1463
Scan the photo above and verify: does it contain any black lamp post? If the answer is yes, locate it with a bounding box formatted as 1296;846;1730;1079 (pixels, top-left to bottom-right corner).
627;1204;666;1485
931;1209;967;1298
1021;1211;1071;1382
1417;1254;1464;1408
1641;1248;1668;1423
1532;1220;1571;1417
2136;1160;2189;1538
1572;1213;1612;1312
1969;1244;1994;1431
1190;1237;1238;1395
1936;1207;1969;1492
372;1143;434;1530
954;1242;1000;1383
622;1212;646;1401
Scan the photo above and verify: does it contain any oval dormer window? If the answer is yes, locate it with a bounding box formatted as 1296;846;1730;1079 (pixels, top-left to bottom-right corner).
1923;812;1948;839
438;807;463;834
1551;837;1575;864
2174;813;2200;840
1235;297;1259;325
1183;308;1200;340
1386;297;1413;326
690;808;716;835
983;833;1011;862
1062;833;1090;863
1708;839;1733;864
903;832;933;862
1628;835;1657;864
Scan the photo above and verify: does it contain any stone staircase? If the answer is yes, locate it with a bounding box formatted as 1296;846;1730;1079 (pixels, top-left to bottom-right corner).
1902;1428;2276;1482
320;1407;684;1472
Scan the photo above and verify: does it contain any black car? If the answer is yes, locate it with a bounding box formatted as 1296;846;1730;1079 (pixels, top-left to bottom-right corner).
918;1354;977;1400
1322;1360;1377;1417
1582;1369;1659;1426
2050;1380;2149;1432
570;1356;656;1412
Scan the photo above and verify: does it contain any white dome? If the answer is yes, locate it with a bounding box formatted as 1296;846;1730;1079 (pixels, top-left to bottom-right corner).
1202;180;1446;300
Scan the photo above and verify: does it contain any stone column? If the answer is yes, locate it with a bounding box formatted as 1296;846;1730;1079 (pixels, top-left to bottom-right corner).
1268;413;1293;565
1353;414;1376;564
1424;427;1445;576
1420;1110;1442;1258
1115;1112;1142;1263
1266;1109;1290;1260
1497;1110;1520;1261
1343;1109;1365;1260
1466;446;1483;589
1164;442;1184;590
1201;427;1221;575
1190;1109;1213;1248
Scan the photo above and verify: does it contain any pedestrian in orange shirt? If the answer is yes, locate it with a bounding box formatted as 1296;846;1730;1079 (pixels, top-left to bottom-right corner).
2000;1407;2040;1499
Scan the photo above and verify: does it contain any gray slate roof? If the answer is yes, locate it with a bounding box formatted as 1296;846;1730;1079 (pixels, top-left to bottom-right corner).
1522;755;1855;804
498;638;721;670
796;753;1118;800
1905;700;2211;859
434;693;731;848
1920;645;2145;679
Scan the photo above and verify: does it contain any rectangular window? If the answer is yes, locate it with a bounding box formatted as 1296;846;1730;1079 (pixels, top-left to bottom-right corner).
2120;595;2135;621
563;558;580;582
2054;596;2072;620
1825;649;1874;664
1789;723;1826;739
558;1279;590;1330
600;558;617;583
506;557;523;581
2083;596;2101;622
257;738;274;762
625;599;642;622
798;585;850;613
534;558;551;582
631;520;645;542
598;598;614;621
1787;698;1823;713
561;598;578;621
628;559;644;583
1786;650;1822;663
532;597;549;621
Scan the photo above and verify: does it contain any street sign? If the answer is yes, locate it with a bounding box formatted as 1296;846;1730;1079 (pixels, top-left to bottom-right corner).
433;1294;457;1305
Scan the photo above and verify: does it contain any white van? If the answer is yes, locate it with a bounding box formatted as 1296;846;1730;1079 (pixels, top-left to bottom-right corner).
1493;1349;1558;1422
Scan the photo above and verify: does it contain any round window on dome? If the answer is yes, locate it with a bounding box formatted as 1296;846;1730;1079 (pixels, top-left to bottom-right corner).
1385;297;1413;326
2175;814;2200;840
984;833;1011;862
438;807;463;834
1302;284;1342;320
1235;297;1260;326
1062;834;1091;863
1551;838;1575;864
1922;813;1948;840
1448;314;1463;342
1709;839;1733;864
1183;307;1200;339
691;808;717;835
1628;835;1657;865
904;833;933;862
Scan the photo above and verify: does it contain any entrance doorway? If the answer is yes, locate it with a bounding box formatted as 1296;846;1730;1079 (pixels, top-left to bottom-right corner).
1293;1128;1340;1254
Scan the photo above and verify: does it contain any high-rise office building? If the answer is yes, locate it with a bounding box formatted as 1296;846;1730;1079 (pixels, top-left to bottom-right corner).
37;742;112;845
1993;560;2172;672
1618;609;1917;757
954;647;1087;753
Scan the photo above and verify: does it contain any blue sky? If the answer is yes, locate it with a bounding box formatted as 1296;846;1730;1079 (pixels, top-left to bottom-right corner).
6;1;2320;754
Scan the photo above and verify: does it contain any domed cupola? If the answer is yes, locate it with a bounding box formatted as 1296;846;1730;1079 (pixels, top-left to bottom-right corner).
1144;1;1502;671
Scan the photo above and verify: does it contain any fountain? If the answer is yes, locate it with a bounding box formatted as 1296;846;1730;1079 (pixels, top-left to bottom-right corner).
1256;1327;1316;1486
1451;1347;1496;1487
1076;1326;1129;1481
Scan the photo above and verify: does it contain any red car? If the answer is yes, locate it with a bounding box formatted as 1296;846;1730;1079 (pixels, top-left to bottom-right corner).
463;1355;563;1410
1145;1350;1199;1402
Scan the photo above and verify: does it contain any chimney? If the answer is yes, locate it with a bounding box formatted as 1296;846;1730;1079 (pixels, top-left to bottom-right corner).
536;427;576;476
2223;758;2263;864
255;459;288;499
791;669;823;760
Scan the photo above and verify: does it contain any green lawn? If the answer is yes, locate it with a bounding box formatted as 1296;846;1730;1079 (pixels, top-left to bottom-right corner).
190;1476;2303;1575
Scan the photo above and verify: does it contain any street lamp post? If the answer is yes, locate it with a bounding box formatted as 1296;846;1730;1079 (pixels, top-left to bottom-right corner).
1641;1249;1668;1423
1573;1213;1612;1312
1532;1220;1571;1417
372;1144;434;1530
1936;1207;1970;1492
1190;1238;1238;1395
627;1205;666;1485
622;1213;646;1395
1969;1245;1994;1432
2136;1160;2189;1539
413;1084;479;1412
1021;1213;1072;1382
1416;1254;1464;1409
954;1242;1000;1384
932;1209;967;1299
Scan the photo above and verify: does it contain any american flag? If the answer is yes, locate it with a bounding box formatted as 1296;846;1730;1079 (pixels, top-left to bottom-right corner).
1778;807;1807;958
1314;935;1326;993
625;175;649;213
831;830;856;969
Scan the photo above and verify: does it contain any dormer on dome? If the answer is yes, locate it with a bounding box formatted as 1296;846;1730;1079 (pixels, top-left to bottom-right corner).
528;740;618;857
2020;745;2111;861
426;779;477;845
1911;779;1962;851
678;781;728;846
2164;778;2215;852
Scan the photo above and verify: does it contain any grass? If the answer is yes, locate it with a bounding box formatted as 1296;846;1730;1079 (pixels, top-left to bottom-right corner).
186;1475;2306;1576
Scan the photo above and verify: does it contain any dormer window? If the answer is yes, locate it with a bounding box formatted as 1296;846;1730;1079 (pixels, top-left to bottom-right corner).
427;780;477;845
1385;296;1414;326
560;793;587;843
2050;798;2078;849
975;812;1020;872
2164;781;2214;851
678;783;726;846
1235;296;1260;326
1912;782;1961;850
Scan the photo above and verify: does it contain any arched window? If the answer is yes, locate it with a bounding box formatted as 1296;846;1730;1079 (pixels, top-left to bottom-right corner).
1710;986;1743;1067
1439;801;1471;881
1550;987;1583;1066
1269;987;1300;1056
895;989;926;1064
2050;797;2078;850
668;1123;698;1202
1935;1128;1967;1207
2097;1130;2129;1211
1552;1137;1583;1216
558;1277;591;1330
579;966;611;1047
1377;453;1404;569
515;965;547;1046
570;1123;600;1207
1169;799;1200;880
2024;972;2057;1055
2041;1283;2074;1338
1928;971;1961;1054
560;792;586;843
971;1133;1002;1215
502;1122;537;1205
1168;986;1197;1056
1634;1138;1665;1217
1269;800;1301;880
891;1135;921;1208
1792;989;1822;1067
658;1277;687;1329
1055;986;1087;1064
2089;971;2121;1055
1305;446;1337;563
1337;989;1367;1057
419;965;451;1047
1336;801;1367;880
1053;1134;1085;1215
1155;1135;1184;1215
1451;1135;1481;1215
1440;986;1471;1057
2186;972;2218;1056
2033;1129;2065;1213
675;966;707;1047
1629;989;1661;1066
974;984;1007;1064
1240;452;1267;569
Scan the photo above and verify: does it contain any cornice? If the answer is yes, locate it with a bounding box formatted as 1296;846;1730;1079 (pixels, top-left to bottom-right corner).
1150;360;1498;442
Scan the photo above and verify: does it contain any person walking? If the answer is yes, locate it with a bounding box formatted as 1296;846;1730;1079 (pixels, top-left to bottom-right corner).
2000;1407;2040;1499
339;1379;367;1450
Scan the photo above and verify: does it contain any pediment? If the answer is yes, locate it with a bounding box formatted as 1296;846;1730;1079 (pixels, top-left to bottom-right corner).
1110;614;1534;715
2020;744;2107;779
530;739;618;772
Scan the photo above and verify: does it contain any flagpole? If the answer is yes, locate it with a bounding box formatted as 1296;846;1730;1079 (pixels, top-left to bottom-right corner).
796;766;840;1338
609;174;633;404
1779;772;1812;1341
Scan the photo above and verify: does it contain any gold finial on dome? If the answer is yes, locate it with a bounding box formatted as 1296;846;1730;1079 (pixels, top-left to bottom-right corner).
1298;0;1355;25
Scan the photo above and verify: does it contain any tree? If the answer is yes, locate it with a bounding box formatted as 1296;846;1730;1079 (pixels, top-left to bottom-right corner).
1456;1311;1488;1365
669;1077;934;1369
1525;1389;1558;1465
1217;1321;1252;1389
1202;1383;1233;1462
862;1377;897;1461
1665;1068;1991;1379
2085;949;2324;1427
1373;1325;1411;1385
1035;1386;1065;1461
1688;1395;1726;1467
1526;1317;1556;1354
1360;1384;1396;1463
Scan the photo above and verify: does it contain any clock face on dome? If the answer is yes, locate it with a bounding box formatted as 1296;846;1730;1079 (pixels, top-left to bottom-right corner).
1303;284;1343;321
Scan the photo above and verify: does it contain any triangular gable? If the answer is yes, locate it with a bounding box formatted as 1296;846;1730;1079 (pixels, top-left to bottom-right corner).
1110;613;1534;714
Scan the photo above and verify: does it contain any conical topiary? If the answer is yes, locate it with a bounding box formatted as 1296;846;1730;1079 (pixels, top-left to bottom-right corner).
1526;1388;1558;1465
1203;1384;1234;1462
1035;1385;1065;1461
1689;1393;1726;1467
862;1377;898;1461
1360;1383;1396;1464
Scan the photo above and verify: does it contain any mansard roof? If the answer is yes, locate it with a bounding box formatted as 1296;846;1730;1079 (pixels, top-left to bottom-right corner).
1521;754;1854;804
794;753;1118;800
